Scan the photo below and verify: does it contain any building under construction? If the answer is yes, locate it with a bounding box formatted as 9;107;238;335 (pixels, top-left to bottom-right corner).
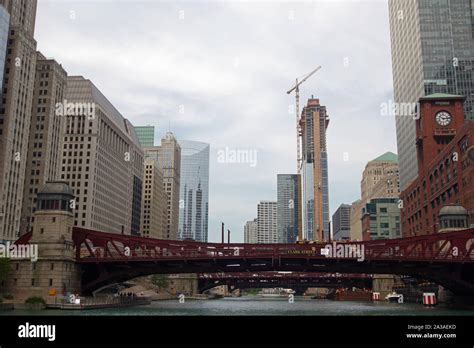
300;97;330;241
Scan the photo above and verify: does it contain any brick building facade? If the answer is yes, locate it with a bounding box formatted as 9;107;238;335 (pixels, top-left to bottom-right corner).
400;94;474;237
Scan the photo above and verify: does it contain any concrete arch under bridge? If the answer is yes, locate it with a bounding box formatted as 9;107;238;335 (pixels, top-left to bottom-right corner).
197;272;373;294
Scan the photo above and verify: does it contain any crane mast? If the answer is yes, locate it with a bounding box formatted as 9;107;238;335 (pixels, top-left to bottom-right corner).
287;65;321;174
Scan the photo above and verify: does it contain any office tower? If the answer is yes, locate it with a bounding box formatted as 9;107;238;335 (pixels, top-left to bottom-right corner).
141;158;167;239
144;132;181;240
244;218;257;244
350;152;400;241
178;140;209;242
300;97;330;241
257;201;277;244
388;0;474;190
332;204;351;241
277;174;301;243
59;76;144;235
134;125;155;147
400;94;474;236
21;52;67;233
0;0;37;241
361;198;401;240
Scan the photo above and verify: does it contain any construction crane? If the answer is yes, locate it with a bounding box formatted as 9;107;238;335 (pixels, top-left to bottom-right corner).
286;65;322;173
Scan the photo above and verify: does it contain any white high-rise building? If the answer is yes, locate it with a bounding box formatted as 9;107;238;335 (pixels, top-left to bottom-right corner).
244;218;257;244
257;201;277;244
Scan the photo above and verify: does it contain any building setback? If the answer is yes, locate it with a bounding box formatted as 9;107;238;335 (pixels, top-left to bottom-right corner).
21;52;67;234
257;201;278;244
400;94;474;236
59;76;144;235
141;158;166;239
134;125;155;147
277;174;301;243
144;132;181;240
244;218;257;244
0;0;37;241
332;204;351;241
300;97;330;241
178;140;209;242
388;0;474;190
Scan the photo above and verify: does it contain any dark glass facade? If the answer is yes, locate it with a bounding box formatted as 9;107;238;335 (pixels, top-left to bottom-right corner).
277;174;300;243
131;175;142;236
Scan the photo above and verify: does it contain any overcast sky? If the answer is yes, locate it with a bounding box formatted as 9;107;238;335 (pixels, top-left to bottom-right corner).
36;0;397;243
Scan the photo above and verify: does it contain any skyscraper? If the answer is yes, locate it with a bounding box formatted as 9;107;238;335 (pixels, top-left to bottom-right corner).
178;140;209;242
0;0;38;241
21;52;67;233
257;201;278;244
332;204;351;241
300;97;330;241
59;76;144;235
388;0;474;190
244;218;257;244
141;158;167;239
144;132;181;240
134;125;155;147
277;174;301;243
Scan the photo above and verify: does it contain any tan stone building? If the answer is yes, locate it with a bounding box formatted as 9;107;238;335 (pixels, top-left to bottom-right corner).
21;52;67;233
144;132;181;240
1;182;81;303
350;152;400;241
59;76;144;235
0;0;38;241
141;158;167;239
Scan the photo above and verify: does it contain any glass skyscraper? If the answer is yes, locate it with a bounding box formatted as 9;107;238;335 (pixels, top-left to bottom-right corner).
389;0;474;190
277;174;301;243
178;140;210;242
134;125;155;147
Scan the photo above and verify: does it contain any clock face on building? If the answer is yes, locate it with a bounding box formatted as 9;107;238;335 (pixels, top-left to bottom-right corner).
435;111;452;126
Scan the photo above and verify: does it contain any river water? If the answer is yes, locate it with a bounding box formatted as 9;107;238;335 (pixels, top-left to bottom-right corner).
4;297;474;316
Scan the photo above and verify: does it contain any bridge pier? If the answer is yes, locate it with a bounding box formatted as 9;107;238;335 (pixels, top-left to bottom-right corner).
1;182;82;303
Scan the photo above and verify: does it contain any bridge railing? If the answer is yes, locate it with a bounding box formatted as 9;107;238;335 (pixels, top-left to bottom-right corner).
72;227;474;263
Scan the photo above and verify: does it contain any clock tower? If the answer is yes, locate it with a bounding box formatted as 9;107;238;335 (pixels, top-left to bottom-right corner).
415;93;466;176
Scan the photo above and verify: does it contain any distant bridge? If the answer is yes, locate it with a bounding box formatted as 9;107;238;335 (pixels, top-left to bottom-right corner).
197;272;373;293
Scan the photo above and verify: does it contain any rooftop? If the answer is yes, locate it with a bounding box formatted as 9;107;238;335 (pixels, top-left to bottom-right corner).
372;151;398;163
420;93;465;101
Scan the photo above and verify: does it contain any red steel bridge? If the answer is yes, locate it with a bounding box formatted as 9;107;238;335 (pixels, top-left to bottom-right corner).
197;272;373;294
63;227;474;295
